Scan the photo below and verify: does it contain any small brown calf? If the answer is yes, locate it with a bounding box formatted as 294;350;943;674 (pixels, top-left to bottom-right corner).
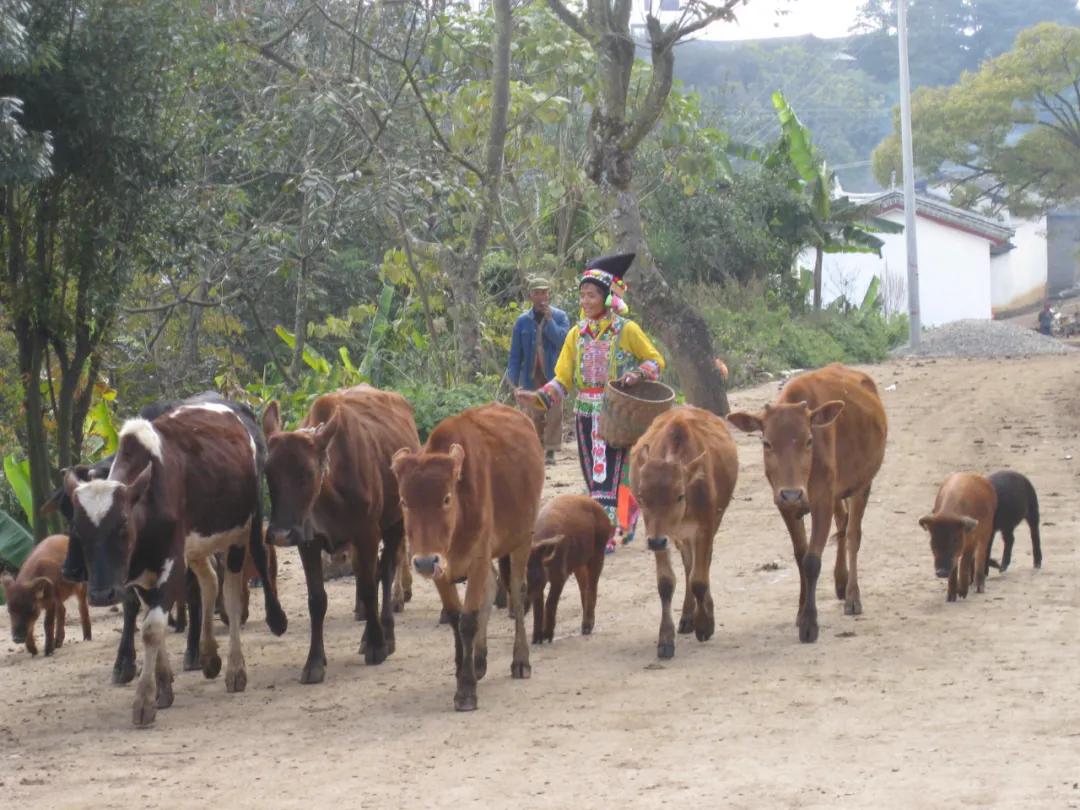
918;473;997;601
2;535;91;657
527;495;612;644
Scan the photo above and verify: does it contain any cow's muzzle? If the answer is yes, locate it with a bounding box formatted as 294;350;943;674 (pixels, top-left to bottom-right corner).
267;524;308;547
647;536;669;551
776;488;808;510
935;566;951;579
412;554;444;579
89;586;122;607
12;631;26;644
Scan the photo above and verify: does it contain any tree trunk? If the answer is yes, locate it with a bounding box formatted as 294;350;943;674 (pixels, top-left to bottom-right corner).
813;246;823;312
609;189;729;415
452;0;513;379
17;324;54;540
290;183;312;382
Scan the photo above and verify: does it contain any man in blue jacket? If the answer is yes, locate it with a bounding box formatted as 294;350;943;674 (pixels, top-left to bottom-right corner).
507;275;570;465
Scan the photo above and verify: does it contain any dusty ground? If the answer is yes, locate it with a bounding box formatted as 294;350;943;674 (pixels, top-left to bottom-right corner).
2;356;1079;808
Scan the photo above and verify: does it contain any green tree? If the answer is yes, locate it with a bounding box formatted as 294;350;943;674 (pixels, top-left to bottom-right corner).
872;23;1080;215
546;0;748;414
0;0;210;537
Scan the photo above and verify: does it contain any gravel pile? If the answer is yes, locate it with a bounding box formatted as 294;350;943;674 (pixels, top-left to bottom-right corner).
891;319;1075;358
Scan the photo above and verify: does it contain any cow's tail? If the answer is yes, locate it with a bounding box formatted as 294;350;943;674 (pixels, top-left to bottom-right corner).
532;535;567;565
251;494;287;636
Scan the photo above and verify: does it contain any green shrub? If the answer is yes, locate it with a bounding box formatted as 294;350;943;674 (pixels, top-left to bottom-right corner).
690;281;908;388
392;382;500;442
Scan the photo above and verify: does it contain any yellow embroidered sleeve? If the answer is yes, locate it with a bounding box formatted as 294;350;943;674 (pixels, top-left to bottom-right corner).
619;321;665;371
551;327;578;392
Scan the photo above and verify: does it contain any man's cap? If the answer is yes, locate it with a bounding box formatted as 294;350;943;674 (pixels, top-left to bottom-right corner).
527;274;552;290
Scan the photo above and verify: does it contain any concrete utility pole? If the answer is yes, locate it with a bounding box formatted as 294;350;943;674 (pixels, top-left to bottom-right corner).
897;0;921;346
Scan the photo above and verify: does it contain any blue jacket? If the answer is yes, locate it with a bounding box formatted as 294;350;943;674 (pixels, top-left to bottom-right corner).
506;306;570;389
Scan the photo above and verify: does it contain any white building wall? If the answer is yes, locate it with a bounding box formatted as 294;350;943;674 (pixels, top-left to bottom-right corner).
990;216;1047;314
804;211;995;327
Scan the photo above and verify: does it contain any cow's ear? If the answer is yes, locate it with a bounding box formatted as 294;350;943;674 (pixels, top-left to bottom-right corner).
126;463;153;504
262;401;282;438
314;409;340;453
31;577;54;601
685;450;709;484
635;443;650;465
727;411;763;434
959;516;978;533
448;443;466;480
810;400;845;428
63;468;82;499
918;514;935;531
390;447;415;478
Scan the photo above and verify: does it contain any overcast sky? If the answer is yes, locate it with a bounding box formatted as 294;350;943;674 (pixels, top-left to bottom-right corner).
696;0;865;41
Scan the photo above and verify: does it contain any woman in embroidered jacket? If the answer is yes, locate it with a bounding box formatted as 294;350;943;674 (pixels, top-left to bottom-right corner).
516;253;664;552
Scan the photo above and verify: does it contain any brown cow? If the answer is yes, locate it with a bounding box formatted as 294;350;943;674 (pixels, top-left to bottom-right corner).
631;406;739;659
918;473;997;601
728;363;887;643
263;385;420;684
2;535;91;656
391;403;544;711
527;495;612;644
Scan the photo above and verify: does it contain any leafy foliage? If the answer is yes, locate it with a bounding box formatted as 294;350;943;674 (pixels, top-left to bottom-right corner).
873;22;1080;215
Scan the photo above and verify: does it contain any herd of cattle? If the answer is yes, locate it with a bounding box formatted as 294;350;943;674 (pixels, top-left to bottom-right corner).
2;364;1043;725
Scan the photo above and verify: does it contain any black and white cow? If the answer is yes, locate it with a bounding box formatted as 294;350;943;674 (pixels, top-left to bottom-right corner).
65;399;286;726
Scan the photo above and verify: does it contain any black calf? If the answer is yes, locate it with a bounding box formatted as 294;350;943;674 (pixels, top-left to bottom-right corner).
986;470;1042;574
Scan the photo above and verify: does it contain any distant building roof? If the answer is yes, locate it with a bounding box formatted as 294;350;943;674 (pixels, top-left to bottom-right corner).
863;189;1015;246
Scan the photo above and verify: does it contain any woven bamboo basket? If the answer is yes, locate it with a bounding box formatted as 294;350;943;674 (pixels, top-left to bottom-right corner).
598;379;676;449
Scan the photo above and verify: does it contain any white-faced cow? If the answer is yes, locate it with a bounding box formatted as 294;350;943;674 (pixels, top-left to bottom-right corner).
262;385;420;684
65;399;286;726
391;403;544;712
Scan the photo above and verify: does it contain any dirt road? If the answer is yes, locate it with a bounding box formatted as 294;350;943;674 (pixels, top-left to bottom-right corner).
2;356;1078;808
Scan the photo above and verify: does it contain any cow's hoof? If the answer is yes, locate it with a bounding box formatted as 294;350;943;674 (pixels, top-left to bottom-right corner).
385;636;396;657
404;588;412;603
438;608;451;625
454;692;477;712
677;615;694;634
226;668;247;693
798;620;819;644
155;679;174;709
694;617;714;642
474;654;487;680
844;597;862;616
391;598;404;614
581;622;592;636
83;630;92;641
182;651;200;672
947;593;957;603
511;661;531;679
113;659;136;685
300;660;326;684
354;604;366;621
266;606;287;637
363;643;388;666
657;641;675;660
132;698;157;727
202;653;222;679
494;590;508;610
44;648;54;657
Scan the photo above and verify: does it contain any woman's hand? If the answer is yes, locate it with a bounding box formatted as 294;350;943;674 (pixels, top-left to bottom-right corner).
619;370;643;387
515;388;541;408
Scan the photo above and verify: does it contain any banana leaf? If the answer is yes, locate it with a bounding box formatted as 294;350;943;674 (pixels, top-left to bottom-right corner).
0;509;34;603
3;455;33;525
